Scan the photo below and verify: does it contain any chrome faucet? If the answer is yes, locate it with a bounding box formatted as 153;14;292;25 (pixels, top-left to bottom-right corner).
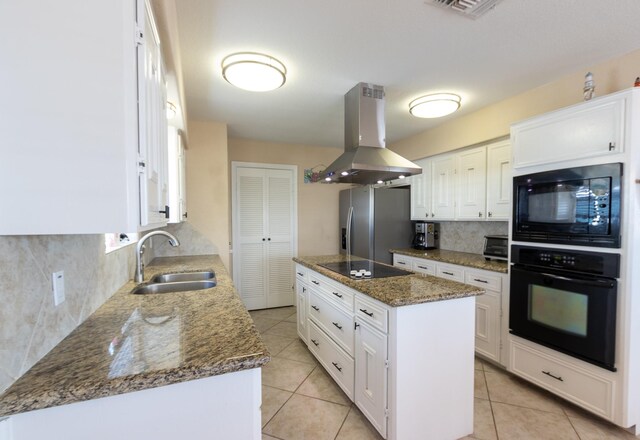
135;231;180;283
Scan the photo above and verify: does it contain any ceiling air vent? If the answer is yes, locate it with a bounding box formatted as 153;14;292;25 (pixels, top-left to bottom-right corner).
427;0;503;19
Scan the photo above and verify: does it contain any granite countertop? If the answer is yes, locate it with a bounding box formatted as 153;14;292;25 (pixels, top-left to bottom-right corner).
0;255;269;417
293;255;484;307
390;248;508;274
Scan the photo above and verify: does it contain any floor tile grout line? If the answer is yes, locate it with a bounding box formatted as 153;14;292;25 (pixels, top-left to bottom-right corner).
261;387;297;433
565;414;584;440
332;404;354;440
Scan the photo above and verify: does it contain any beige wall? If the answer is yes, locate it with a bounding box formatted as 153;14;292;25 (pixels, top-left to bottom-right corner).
186;120;230;268
392;48;640;160
228;138;348;256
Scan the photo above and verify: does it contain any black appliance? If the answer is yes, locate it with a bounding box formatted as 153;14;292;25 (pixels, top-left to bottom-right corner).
483;235;508;261
509;245;619;371
319;260;413;279
412;222;438;250
512;163;622;248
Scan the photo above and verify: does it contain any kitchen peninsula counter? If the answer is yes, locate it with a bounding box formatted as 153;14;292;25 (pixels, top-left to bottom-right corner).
390;248;509;273
0;255;269;418
293;254;484;307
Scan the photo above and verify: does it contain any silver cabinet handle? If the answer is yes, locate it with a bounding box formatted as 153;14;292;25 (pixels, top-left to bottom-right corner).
311;339;319;346
478;212;482;217
332;322;343;330
473;278;488;284
418;265;428;270
397;261;406;265
332;362;342;372
332;291;343;298
488;212;493;217
442;271;454;276
311;305;320;311
312;280;320;285
297;271;304;276
359;308;374;317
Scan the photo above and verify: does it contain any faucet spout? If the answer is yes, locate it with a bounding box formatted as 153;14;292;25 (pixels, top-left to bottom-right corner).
135;231;181;283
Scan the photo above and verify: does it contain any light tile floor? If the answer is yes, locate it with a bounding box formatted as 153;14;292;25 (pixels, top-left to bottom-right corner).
251;306;638;440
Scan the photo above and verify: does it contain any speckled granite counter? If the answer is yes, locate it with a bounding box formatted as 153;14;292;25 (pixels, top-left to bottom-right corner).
390;248;508;274
293;255;484;307
0;255;269;417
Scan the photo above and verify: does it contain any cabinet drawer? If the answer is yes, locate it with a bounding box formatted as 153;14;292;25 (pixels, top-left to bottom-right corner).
309;272;354;311
412;259;436;276
295;264;308;282
393;254;412;269
436;263;464;282
464;269;501;292
308;321;355;400
510;340;614;419
309;290;355;355
355;295;388;334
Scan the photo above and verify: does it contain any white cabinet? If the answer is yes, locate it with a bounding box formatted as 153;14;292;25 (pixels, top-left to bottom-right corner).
409;141;511;222
393;254;508;365
295;278;309;344
233;166;296;310
355;319;388;437
511;93;625;169
0;0;169;234
167;127;187;223
486;140;511;220
456;146;487;220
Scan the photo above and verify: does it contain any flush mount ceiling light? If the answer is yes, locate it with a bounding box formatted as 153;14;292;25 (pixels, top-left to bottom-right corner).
409;93;461;118
221;52;287;92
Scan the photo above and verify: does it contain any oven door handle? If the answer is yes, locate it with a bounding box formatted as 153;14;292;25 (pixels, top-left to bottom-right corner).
539;272;616;288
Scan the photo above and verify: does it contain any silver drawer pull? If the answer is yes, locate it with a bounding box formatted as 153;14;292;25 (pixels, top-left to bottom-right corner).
311;305;320;311
332;322;343;330
332;362;342;372
297;272;304;276
473;278;489;284
397;261;406;265
442;271;454;276
311;339;319;346
332;291;343;298
312;280;320;285
418;265;428;270
359;308;374;317
542;371;563;382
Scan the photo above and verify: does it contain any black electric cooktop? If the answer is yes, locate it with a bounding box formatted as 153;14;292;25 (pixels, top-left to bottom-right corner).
318;260;413;279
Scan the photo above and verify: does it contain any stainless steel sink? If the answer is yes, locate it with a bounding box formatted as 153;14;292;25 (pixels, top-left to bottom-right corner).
130;280;216;295
151;271;216;283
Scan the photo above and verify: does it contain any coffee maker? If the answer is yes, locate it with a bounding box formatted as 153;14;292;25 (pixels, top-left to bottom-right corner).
413;222;439;250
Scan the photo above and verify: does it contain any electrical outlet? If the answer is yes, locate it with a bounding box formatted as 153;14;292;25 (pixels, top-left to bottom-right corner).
52;271;65;306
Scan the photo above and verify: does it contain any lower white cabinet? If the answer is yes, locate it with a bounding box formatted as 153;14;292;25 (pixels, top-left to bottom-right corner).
354;319;388;436
295;279;309;344
393;253;508;366
296;263;475;440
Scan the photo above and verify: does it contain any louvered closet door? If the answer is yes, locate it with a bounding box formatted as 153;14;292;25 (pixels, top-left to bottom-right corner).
236;167;268;310
265;169;294;308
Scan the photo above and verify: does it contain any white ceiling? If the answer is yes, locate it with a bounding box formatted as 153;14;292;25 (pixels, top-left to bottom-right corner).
175;0;640;148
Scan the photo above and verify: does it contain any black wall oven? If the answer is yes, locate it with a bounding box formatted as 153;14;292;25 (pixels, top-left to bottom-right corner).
510;245;619;371
512;163;622;248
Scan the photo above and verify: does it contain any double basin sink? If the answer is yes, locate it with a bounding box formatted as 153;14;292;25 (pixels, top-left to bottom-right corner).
131;271;216;295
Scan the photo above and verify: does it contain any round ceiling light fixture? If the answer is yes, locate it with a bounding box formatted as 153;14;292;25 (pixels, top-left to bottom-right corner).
409;93;461;118
221;52;287;92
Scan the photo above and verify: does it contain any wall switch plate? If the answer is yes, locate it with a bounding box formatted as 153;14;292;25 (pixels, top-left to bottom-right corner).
52;271;65;306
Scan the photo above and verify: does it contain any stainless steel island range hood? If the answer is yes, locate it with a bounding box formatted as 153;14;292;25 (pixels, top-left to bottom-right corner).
322;83;422;184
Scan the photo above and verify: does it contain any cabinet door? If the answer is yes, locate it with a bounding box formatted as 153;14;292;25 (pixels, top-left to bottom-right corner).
410;158;431;220
486;141;511;220
511;94;625;169
431;154;456;220
296;280;309;343
456;146;487;220
355;320;388;438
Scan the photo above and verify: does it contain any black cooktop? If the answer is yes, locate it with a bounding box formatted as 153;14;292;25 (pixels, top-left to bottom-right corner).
318;260;413;279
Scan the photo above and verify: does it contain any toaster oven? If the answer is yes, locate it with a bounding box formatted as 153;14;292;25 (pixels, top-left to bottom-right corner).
483;235;508;261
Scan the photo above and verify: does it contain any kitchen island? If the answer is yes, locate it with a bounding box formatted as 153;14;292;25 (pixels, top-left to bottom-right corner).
0;255;269;440
294;255;484;440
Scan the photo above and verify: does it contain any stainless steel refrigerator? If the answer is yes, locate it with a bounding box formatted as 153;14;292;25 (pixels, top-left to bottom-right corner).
339;186;413;265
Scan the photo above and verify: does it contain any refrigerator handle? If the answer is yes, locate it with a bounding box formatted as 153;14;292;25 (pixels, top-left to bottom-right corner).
346;206;354;258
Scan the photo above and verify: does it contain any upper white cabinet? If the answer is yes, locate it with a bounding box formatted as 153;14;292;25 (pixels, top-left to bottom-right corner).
486;140;512;220
0;0;168;234
167;127;187;223
456;146;487;220
511;94;625;169
410;140;511;222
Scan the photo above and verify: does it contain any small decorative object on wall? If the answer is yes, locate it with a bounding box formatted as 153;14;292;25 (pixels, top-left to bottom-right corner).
304;165;326;183
634;76;640;87
584;72;595;100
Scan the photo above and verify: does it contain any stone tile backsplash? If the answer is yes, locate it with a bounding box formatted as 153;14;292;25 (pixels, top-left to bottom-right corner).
437;221;508;254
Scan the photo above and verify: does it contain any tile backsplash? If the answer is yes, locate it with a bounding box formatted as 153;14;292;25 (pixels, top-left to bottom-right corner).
437;221;508;254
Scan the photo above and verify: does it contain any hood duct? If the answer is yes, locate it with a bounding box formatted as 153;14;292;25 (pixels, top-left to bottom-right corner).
322;83;422;184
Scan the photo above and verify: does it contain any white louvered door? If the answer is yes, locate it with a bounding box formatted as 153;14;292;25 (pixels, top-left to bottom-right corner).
233;165;296;310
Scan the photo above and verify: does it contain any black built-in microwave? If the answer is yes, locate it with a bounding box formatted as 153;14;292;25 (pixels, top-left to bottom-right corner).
512;163;622;248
